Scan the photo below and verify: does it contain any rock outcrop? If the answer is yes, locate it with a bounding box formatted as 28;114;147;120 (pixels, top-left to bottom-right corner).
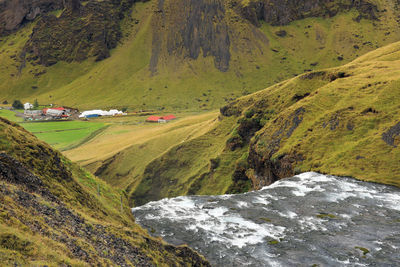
150;0;230;73
238;0;379;27
0;0;386;70
0;0;64;35
23;0;142;65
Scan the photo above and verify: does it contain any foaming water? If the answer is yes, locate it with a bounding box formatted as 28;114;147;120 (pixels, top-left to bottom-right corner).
132;172;400;266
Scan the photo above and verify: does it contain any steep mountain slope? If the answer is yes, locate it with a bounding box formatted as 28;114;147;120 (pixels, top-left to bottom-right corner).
1;0;400;110
97;41;400;206
0;117;209;265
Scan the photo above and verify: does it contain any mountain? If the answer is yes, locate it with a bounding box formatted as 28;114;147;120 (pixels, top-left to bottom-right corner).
1;0;400;111
82;41;400;206
0;117;209;265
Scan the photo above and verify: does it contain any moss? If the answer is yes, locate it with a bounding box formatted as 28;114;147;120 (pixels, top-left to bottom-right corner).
316;213;336;219
268;239;279;245
355;246;370;255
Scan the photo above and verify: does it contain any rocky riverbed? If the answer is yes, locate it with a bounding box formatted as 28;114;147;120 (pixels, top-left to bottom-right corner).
132;172;400;266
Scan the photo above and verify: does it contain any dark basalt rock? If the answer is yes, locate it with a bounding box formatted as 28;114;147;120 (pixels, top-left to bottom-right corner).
275;30;287;37
0;152;45;194
382;122;400;147
238;0;379;27
0;0;64;36
246;108;306;188
247;150;301;189
150;0;231;73
1;0;146;66
23;1;128;66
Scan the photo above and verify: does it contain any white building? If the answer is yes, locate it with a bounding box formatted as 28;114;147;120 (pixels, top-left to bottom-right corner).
24;102;33;110
79;109;126;118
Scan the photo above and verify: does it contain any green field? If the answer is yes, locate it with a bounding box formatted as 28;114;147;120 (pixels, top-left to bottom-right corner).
0;109;23;122
20;121;107;151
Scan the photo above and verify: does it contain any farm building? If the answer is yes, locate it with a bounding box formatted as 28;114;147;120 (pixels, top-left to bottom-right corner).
24;103;33;110
43;107;65;115
63;106;79;114
43;107;69;118
24;110;43;118
146;116;162;122
79;109;127;118
162;115;176;121
146;115;177;123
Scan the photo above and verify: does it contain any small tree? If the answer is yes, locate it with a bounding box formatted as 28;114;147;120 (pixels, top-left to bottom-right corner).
12;100;23;109
2;100;8;105
33;99;39;109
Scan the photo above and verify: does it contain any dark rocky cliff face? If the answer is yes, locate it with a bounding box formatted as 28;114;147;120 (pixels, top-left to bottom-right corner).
238;0;379;27
150;0;230;73
0;0;385;70
1;0;143;65
23;0;142;65
148;0;381;73
0;0;64;35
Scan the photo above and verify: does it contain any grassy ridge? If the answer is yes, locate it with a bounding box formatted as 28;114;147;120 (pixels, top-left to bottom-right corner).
63;112;221;199
224;40;400;187
0;117;209;265
116;41;400;205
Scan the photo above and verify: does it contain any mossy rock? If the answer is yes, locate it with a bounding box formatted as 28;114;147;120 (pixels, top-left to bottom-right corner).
355;246;370;256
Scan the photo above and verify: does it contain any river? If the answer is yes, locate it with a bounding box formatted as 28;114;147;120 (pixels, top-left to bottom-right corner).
132;172;400;266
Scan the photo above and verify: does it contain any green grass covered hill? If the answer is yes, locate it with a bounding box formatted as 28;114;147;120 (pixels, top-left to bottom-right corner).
85;41;400;206
1;0;400;111
0;117;210;265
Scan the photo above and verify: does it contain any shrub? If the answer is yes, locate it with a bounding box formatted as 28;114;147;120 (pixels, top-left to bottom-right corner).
12;100;23;109
244;109;255;118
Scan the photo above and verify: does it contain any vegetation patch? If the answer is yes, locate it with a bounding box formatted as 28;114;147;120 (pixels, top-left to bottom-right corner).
355;246;370;256
0;233;33;255
316;213;336;219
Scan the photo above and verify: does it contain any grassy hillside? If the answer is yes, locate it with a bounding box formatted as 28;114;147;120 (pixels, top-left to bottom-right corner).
1;0;400;111
64;112;221;194
100;41;400;206
0;117;209;265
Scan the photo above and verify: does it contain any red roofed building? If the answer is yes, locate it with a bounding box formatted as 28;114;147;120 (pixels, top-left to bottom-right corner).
146;115;177;123
146;115;162;122
161;115;176;121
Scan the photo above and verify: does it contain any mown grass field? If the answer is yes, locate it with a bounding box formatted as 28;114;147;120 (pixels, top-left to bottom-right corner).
20;121;107;151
